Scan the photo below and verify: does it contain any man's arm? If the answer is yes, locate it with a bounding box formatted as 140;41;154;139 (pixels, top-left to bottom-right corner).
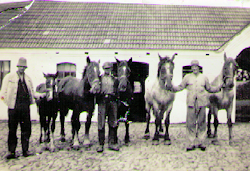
170;76;187;92
205;77;222;93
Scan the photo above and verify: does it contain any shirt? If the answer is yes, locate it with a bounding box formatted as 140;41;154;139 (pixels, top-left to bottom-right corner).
172;73;221;107
1;72;35;109
100;74;118;96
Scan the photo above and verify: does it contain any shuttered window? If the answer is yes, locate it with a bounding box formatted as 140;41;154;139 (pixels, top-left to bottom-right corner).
182;65;203;78
0;61;11;89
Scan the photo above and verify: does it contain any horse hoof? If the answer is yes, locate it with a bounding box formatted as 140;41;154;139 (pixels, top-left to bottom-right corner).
72;145;80;151
229;140;233;146
83;139;91;147
60;137;66;142
212;140;220;145
143;133;150;140
125;137;130;144
159;128;163;133
152;140;159;145
207;134;214;139
164;140;171;145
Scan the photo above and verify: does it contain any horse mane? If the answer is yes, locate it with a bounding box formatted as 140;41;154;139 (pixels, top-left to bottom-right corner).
211;57;237;86
157;56;174;78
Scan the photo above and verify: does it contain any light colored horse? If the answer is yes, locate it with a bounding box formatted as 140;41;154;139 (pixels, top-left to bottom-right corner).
207;53;238;145
144;53;177;145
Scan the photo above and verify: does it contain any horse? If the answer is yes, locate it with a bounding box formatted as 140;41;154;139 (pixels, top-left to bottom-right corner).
144;53;177;145
115;57;133;145
35;73;58;151
207;53;238;145
57;57;101;149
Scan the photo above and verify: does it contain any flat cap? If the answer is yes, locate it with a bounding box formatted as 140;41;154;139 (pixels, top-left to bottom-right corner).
191;60;199;66
102;62;113;69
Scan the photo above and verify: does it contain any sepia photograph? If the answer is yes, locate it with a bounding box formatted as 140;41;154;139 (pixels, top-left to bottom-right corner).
0;0;250;170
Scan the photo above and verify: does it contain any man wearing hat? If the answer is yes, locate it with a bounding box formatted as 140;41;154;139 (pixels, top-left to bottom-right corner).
170;60;223;151
96;61;119;152
1;57;39;159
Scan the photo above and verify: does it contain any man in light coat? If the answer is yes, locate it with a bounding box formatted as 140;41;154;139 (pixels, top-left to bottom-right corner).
170;60;223;151
1;57;45;159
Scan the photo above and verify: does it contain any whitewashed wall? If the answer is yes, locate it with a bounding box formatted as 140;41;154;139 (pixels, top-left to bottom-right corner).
0;48;237;123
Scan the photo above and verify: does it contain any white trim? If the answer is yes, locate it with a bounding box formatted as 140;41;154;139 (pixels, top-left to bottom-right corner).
219;23;250;58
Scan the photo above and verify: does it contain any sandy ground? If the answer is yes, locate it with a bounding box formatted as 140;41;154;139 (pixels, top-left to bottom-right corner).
0;120;249;171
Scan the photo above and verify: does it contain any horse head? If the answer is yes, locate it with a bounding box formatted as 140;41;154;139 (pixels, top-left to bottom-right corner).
42;73;58;101
83;56;101;94
158;53;177;90
116;57;132;92
222;53;238;89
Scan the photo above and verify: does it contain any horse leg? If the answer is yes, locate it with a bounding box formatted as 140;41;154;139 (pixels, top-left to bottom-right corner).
125;121;130;144
213;108;219;138
227;104;233;145
144;103;150;139
212;107;220;145
164;105;173;145
207;107;212;138
159;114;164;133
152;109;160;145
71;109;81;150
50;109;58;152
39;110;45;143
60;108;68;142
83;109;93;147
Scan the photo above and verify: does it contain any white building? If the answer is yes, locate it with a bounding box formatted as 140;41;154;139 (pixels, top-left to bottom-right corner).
0;1;250;123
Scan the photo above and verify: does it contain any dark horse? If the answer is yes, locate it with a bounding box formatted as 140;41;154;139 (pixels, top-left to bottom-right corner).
57;57;101;149
115;57;133;145
144;53;177;145
207;53;238;145
36;73;58;151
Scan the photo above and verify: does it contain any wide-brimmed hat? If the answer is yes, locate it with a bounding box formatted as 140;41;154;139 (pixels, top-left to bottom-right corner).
102;62;113;69
191;60;199;66
17;57;27;68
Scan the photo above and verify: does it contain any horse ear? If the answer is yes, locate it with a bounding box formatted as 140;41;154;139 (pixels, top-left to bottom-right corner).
128;57;133;65
224;52;227;61
87;56;91;64
158;53;162;61
43;72;46;77
115;57;120;64
171;53;177;62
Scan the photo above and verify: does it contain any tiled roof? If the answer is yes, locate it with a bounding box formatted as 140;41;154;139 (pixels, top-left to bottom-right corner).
0;1;250;50
0;1;31;29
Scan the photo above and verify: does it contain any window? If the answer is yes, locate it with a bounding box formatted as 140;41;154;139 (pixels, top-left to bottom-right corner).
0;61;10;89
182;65;203;78
57;62;76;80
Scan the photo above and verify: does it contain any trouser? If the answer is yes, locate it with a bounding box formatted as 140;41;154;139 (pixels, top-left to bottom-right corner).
98;100;118;145
8;105;31;153
186;102;206;146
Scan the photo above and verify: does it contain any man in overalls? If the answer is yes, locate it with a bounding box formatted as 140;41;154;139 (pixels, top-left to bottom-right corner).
170;60;222;151
96;62;119;152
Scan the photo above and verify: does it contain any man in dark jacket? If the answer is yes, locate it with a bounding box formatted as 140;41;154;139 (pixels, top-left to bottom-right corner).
96;62;119;152
1;57;44;159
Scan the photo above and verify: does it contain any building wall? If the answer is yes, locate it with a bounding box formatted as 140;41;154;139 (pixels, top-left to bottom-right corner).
0;48;235;123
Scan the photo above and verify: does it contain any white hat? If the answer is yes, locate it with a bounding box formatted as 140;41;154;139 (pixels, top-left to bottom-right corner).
17;57;27;67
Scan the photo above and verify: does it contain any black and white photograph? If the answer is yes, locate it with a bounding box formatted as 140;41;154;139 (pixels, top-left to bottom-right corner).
0;0;250;170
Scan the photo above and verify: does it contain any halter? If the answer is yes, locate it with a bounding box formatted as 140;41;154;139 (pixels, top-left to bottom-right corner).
84;62;100;90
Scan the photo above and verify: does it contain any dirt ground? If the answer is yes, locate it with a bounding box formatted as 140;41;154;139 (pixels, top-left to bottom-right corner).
0;121;249;171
